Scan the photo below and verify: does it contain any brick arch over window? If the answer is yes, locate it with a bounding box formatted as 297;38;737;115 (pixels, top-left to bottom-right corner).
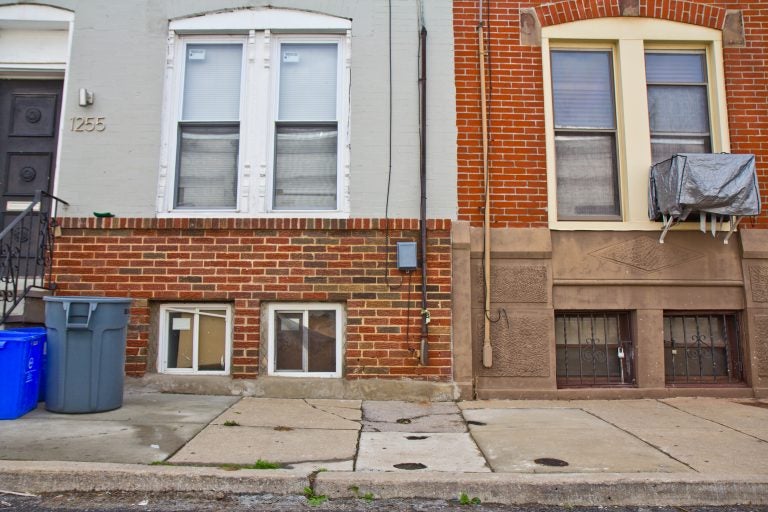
534;0;726;30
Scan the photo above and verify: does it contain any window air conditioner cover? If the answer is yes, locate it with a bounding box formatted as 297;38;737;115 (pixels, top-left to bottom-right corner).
649;153;760;220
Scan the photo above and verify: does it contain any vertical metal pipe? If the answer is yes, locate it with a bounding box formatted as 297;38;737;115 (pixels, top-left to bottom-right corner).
479;19;492;368
419;26;429;366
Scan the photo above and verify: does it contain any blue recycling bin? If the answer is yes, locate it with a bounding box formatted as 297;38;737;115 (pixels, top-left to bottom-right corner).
44;296;131;413
7;327;48;401
0;330;44;419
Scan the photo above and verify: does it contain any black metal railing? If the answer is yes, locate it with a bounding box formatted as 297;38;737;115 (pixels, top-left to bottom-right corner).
0;190;68;324
555;312;635;387
664;313;744;385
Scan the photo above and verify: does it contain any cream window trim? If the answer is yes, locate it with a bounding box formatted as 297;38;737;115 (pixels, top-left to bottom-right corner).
542;17;730;231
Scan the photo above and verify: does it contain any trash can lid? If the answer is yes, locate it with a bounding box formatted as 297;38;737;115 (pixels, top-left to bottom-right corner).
43;296;132;304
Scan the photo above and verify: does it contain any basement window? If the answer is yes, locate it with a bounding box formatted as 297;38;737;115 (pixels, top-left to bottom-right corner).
158;304;232;375
267;303;343;377
555;312;635;387
664;312;744;385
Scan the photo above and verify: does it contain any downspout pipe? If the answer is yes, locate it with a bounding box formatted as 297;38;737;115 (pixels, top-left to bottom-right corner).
419;25;429;366
479;12;493;368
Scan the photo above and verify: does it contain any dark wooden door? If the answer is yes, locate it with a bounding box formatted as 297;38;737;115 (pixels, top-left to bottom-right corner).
0;80;62;224
0;80;62;265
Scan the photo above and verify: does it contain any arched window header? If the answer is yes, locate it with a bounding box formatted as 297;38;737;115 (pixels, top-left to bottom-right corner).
0;4;73;29
170;7;351;33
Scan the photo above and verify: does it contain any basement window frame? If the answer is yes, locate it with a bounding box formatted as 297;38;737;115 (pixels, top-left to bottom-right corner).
266;302;344;378
158;303;233;376
555;311;636;388
663;311;745;386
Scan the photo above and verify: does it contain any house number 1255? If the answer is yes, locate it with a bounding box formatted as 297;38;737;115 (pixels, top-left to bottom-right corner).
70;116;106;132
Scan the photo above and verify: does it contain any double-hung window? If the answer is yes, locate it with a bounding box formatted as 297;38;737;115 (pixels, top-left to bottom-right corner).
645;51;712;164
176;43;242;209
159;9;351;217
542;18;729;229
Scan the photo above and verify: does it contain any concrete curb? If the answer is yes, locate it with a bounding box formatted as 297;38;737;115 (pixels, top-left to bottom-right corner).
0;461;309;495
4;461;768;507
315;472;768;506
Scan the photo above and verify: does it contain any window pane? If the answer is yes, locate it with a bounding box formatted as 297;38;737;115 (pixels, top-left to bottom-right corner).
651;136;711;165
647;85;709;133
308;310;337;373
275;312;303;371
183;44;242;121
273;125;337;210
198;313;226;371
555;134;620;218
167;312;194;369
279;43;337;121
176;125;239;209
645;53;706;83
551;50;615;129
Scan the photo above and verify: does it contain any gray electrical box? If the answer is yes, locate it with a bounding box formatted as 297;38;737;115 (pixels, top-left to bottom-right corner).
396;242;418;271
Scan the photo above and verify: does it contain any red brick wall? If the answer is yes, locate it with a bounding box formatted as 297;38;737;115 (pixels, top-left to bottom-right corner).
52;217;452;380
455;0;768;228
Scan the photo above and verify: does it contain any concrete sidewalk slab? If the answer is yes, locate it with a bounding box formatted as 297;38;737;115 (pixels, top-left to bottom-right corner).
0;393;238;464
356;432;490;473
578;399;768;474
464;408;689;473
169;424;359;471
0;419;200;463
213;398;361;430
362;400;466;432
662;397;768;440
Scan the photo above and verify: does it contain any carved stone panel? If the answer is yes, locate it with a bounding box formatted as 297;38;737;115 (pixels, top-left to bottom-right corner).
471;260;549;307
473;310;552;377
754;315;768;378
519;8;541;46
591;236;702;273
723;10;746;48
750;266;768;303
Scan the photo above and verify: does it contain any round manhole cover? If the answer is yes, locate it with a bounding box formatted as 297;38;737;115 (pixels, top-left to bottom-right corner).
393;462;427;470
405;435;429;440
534;458;569;467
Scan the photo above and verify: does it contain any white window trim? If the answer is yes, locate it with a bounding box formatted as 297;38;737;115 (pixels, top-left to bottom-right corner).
158;303;233;375
266;302;344;378
541;17;730;231
157;8;351;218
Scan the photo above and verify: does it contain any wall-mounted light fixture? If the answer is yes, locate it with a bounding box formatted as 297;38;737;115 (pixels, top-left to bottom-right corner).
78;88;94;107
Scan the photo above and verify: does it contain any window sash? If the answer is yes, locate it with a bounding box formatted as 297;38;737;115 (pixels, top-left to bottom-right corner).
551;49;621;220
174;123;240;209
160;305;231;375
268;303;342;377
645;51;711;165
271;41;341;212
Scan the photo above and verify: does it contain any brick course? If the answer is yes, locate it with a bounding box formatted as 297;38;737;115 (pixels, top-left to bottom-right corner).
53;217;452;380
455;0;768;228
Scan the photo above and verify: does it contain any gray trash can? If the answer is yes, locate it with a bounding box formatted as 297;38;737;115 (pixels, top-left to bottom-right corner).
43;296;131;413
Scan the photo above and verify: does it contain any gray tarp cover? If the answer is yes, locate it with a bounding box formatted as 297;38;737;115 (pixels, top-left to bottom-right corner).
649;153;760;220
